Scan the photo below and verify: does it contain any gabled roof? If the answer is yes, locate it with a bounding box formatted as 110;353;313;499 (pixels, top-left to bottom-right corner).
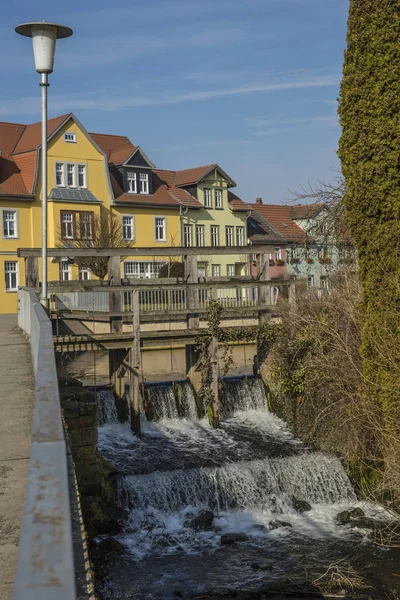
111;170;183;209
247;210;285;244
90;132;137;165
155;170;202;208
0;122;34;198
227;191;252;212
175;163;236;188
249;204;306;242
13;113;71;154
291;203;325;220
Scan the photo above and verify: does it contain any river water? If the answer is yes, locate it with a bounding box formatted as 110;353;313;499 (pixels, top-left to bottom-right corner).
95;378;399;599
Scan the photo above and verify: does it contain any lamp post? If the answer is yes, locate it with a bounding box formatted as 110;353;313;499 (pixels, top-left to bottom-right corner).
15;21;73;306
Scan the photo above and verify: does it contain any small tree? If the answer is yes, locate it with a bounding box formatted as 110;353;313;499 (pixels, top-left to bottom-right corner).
59;212;134;279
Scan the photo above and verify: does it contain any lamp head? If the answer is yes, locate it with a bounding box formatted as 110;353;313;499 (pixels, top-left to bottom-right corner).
15;21;73;74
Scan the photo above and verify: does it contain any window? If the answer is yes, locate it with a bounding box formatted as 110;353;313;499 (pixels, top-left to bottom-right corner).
198;264;207;277
2;210;18;238
227;264;235;277
5;261;18;291
308;274;315;287
274;247;282;261
225;226;234;246
212;264;220;277
210;225;219;247
124;261;163;279
60;260;71;281
56;163;64;186
80;212;93;240
61;212;74;239
122;215;134;241
79;266;91;281
320;276;329;290
64;132;76;143
204;188;212;208
321;222;328;235
127;172;137;194
183;224;192;247
140;173;149;194
78;165;86;188
195;225;204;247
55;162;86;188
236;226;245;246
155;217;166;242
67;164;75;187
215;189;222;209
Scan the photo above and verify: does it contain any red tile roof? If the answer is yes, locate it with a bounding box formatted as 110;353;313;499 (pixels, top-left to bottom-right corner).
90;132;136;165
249;204;306;242
228;191;252;212
0;122;34;198
13;113;70;154
175;164;214;187
111;170;183;208
291;203;324;219
155;170;202;208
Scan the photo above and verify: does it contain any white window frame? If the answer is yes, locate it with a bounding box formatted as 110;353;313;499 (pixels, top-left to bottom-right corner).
215;189;223;209
212;264;220;277
183;224;192;247
60;260;72;281
210;225;219;247
79;265;91;281
227;264;235;277
122;215;135;241
2;209;18;239
195;225;204;247
308;274;315;287
140;173;149;194
67;163;75;187
80;212;93;240
274;247;282;261
4;261;18;292
154;216;166;242
127;172;137;194
124;261;163;279
61;212;74;239
204;188;212;208
236;226;245;246
64;132;77;143
55;162;64;187
225;226;234;247
55;162;87;189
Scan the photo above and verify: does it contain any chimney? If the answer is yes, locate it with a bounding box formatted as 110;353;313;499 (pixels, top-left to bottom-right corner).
255;197;263;205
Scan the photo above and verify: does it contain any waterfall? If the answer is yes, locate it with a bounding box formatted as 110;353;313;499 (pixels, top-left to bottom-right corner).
96;389;118;426
144;381;199;421
118;453;355;514
221;376;267;416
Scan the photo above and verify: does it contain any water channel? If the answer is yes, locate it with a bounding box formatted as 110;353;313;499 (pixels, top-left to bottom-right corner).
94;377;399;599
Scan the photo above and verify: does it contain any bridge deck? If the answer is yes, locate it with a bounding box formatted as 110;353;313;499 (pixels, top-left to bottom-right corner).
0;316;34;600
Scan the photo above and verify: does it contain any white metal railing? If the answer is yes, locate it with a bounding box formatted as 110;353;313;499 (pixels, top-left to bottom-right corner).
17;288;76;600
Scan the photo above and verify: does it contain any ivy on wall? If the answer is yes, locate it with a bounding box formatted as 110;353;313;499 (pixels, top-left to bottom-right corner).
338;0;400;432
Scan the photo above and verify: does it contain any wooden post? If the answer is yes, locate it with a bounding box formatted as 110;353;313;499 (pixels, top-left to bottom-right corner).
26;256;39;288
209;287;220;427
289;281;297;308
129;290;141;436
256;252;269;323
109;349;126;399
108;255;122;333
184;254;199;375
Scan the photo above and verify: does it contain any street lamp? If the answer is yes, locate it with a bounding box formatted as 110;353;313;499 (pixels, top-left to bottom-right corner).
15;21;73;306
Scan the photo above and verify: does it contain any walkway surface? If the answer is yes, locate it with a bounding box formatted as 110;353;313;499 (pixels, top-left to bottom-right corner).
0;315;34;600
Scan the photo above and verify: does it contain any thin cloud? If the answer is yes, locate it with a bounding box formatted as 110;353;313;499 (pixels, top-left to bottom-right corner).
250;115;338;131
0;75;340;116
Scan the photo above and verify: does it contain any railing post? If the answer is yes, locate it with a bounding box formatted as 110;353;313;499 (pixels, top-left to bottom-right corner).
25;256;39;288
256;252;269;323
289;280;297;308
129;290;141;436
108;255;122;333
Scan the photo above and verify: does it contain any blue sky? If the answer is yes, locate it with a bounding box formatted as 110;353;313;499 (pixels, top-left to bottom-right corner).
1;0;349;203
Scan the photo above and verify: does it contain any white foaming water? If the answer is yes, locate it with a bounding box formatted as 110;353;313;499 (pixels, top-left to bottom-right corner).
96;389;118;426
96;377;372;566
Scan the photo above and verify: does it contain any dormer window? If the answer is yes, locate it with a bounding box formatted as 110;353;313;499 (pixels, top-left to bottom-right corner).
127;172;137;194
140;173;149;194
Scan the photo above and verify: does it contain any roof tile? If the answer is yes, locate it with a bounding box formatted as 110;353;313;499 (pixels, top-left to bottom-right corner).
13;113;71;154
90;132;136;165
249;204;306;242
175;164;214;187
